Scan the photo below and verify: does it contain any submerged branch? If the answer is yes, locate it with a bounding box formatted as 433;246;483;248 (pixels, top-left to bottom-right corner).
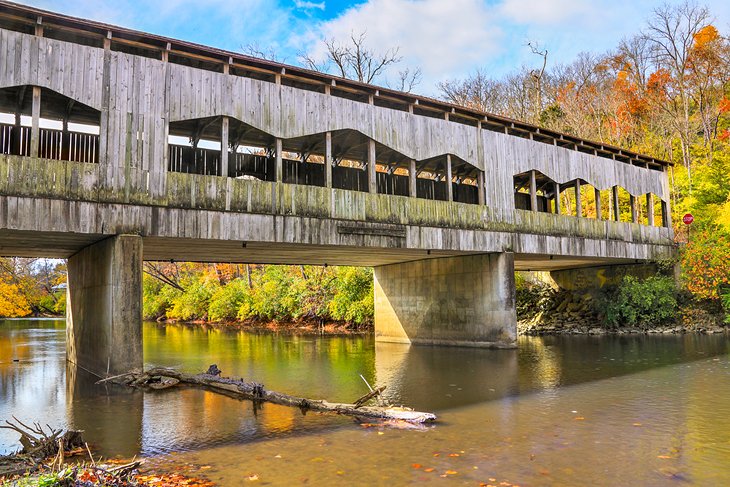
110;366;436;424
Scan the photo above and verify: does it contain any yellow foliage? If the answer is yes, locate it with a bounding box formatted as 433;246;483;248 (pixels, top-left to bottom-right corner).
0;279;32;317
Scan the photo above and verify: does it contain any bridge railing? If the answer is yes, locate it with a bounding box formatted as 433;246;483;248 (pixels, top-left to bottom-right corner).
167;143;480;204
0;123;99;164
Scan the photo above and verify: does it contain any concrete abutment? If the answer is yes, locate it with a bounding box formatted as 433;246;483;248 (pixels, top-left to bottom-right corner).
374;253;517;348
66;235;143;377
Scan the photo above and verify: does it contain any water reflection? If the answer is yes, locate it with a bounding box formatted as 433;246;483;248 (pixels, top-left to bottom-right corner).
1;318;729;479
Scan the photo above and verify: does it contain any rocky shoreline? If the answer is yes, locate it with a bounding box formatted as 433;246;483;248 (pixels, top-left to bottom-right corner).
518;288;728;336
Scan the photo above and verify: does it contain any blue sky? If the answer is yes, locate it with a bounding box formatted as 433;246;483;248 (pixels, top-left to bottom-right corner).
19;0;730;96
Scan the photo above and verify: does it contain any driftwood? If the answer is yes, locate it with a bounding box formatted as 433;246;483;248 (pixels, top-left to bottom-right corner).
113;366;436;424
0;418;86;477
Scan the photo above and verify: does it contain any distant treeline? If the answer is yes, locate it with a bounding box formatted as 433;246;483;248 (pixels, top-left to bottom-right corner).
143;262;373;328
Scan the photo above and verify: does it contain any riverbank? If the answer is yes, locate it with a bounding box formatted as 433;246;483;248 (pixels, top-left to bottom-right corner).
153;317;372;335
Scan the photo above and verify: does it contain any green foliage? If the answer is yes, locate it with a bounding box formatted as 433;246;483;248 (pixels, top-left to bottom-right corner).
209;279;250;322
599;276;678;328
143;264;374;327
328;267;374;326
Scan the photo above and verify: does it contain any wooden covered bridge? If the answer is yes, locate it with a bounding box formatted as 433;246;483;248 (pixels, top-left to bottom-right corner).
0;1;675;377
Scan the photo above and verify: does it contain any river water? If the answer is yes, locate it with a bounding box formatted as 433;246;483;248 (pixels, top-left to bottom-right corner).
2;319;730;485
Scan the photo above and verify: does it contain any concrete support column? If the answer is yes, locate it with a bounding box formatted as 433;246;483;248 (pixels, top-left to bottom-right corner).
612;186;620;222
554;182;561;214
66;235;143;378
220;116;229;178
446;155;453;202
30;86;40;158
325;131;333;188
630;194;638;223
529;170;537;211
477;170;485;205
575;180;582;217
368;139;377;194
647;193;654;226
408;159;417;197
275;138;283;182
594;188;602;220
374;253;517;348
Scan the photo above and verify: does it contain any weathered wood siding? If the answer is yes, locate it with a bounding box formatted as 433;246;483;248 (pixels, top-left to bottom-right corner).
0;28;675;258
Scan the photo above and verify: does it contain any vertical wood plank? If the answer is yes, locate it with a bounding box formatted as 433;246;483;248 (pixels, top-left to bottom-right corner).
612;186;620;221
529;169;537;211
325;131;332;188
368;138;376;194
647;194;654;226
446;154;453;202
594;187;602;220
630;194;638;223
575;180;581;217
478;170;485;205
554;182;561;214
30;86;40;157
220;116;229;177
275;138;283;182
409;159;417;197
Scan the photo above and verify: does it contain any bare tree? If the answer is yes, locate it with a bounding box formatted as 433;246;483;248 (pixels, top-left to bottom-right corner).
300;31;419;90
242;42;283;63
643;1;711;190
527;41;548;116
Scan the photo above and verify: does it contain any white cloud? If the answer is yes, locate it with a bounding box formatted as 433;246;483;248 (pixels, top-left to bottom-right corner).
301;0;503;91
499;0;592;25
294;0;325;10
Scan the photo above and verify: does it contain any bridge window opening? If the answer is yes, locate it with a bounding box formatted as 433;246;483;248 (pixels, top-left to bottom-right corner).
279;139;326;187
513;171;554;213
0;86;101;163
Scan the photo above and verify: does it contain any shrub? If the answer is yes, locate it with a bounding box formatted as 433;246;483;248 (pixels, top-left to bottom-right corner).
209;279;250;322
599;275;678;328
328;267;373;326
681;228;730;300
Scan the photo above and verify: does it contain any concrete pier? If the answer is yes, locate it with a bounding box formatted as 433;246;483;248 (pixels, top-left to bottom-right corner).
66;235;143;377
374;253;517;348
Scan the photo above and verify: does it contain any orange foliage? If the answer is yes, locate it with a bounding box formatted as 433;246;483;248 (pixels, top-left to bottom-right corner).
719;97;730;114
681;229;730;299
647;69;672;96
693;25;720;49
719;129;730;142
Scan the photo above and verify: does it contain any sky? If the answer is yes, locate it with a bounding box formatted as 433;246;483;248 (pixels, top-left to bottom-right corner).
16;0;730;96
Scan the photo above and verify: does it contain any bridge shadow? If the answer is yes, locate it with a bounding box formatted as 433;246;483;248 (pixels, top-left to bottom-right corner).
374;333;730;412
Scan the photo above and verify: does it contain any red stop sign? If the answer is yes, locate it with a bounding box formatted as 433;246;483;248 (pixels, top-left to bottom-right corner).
683;213;694;225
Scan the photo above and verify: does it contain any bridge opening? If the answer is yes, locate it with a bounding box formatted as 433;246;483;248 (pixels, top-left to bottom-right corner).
513;171;554;213
0;86;100;164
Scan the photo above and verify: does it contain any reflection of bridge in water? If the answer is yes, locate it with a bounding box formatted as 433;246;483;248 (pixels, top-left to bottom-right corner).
0;1;676;377
58;331;729;457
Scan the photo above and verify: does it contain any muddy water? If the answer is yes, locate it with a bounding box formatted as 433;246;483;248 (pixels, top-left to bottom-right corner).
1;320;729;485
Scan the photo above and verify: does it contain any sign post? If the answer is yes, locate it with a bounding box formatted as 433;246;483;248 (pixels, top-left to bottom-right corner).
683;213;694;243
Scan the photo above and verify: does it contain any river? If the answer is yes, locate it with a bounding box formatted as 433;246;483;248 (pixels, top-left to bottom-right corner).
1;319;730;485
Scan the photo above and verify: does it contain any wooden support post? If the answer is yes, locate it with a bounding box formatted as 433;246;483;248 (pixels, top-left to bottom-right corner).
275;138;283;183
409;159;417;197
661;200;670;228
554;182;561;214
34;16;43;36
594;187;602;220
630;194;638;223
575;180;582;217
612;186;620;222
529;170;537;211
30;86;41;158
647;194;654;226
325;131;332;188
446;155;453;202
220;116;229;177
477;170;485;205
368;139;377;193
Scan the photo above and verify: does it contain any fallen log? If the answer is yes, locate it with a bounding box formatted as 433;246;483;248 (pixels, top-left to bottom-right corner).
114;367;436;424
